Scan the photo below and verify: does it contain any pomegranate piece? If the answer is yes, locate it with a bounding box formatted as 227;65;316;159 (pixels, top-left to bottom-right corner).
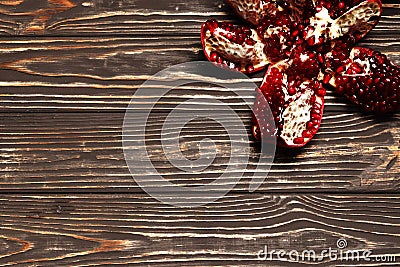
327;47;400;114
201;19;270;73
289;0;380;20
201;13;295;73
256;11;296;62
313;0;381;19
226;0;281;26
303;0;382;47
253;61;325;147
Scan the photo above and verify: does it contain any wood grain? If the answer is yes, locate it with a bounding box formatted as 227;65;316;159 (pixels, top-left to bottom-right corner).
0;0;399;266
0;1;398;111
0;0;398;35
1;112;398;193
0;194;399;266
0;0;226;35
0;35;399;112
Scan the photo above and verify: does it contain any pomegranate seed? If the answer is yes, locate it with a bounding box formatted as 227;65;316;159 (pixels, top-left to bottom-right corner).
336;66;346;73
210;52;218;61
302;130;313;138
366;78;374;86
293;137;304;144
246;65;255;73
312;113;321;119
316;88;326;97
323;74;332;84
318;54;324;63
288;87;296;95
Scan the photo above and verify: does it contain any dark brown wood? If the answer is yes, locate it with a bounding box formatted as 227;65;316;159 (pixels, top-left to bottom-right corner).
0;0;398;36
0;112;398;193
0;35;398;112
0;0;399;266
0;0;228;35
0;194;398;266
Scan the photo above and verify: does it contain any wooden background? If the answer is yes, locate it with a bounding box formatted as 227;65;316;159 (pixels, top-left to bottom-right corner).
0;0;399;266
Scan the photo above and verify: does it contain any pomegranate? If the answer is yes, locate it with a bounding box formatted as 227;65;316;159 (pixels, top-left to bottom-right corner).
200;0;398;148
201;19;270;73
253;60;325;147
326;47;400;113
201;10;296;73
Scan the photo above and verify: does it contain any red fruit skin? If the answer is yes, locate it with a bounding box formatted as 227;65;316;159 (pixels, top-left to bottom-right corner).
327;47;400;114
252;88;276;144
252;61;325;148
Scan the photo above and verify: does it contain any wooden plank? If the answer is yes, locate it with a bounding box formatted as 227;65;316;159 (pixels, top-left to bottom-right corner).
0;194;398;266
0;1;398;265
1;112;398;193
0;0;229;36
0;34;399;112
0;0;398;35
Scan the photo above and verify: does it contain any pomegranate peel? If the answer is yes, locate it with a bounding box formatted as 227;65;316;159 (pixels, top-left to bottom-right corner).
225;0;282;26
253;60;325;147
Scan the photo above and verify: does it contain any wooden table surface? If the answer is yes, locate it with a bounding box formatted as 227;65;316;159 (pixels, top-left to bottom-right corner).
0;0;399;266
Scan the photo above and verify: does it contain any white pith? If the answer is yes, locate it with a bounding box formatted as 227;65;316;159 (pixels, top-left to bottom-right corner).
204;28;269;69
229;0;281;25
306;7;339;41
336;1;381;37
346;48;371;76
300;53;310;62
282;73;290;101
327;45;374;86
328;48;371;84
306;1;381;43
281;87;314;146
265;61;294;103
